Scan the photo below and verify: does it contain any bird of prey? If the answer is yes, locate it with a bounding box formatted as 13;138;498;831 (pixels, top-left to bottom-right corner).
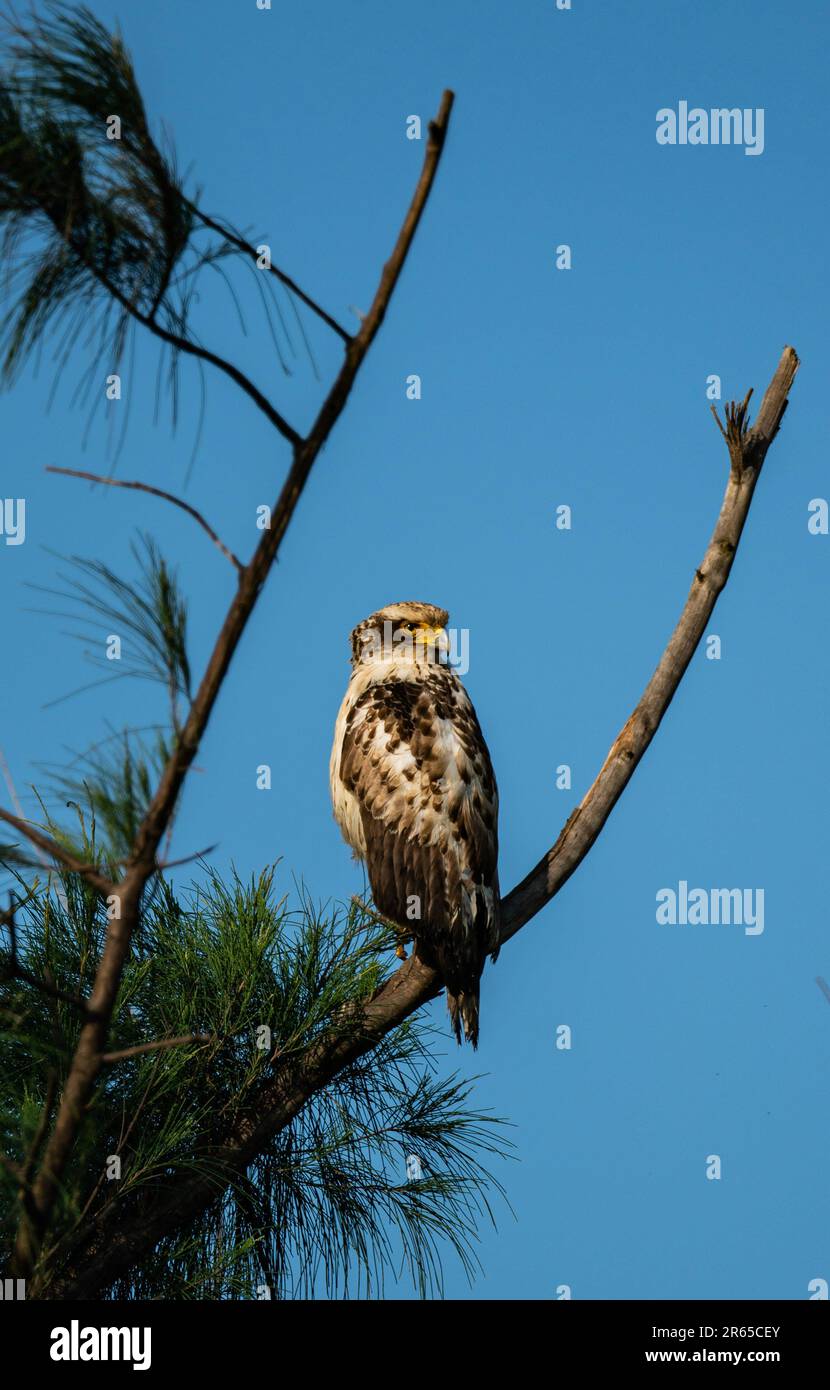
330;601;499;1046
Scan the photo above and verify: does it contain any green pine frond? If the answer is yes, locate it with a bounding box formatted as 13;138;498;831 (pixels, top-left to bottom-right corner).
1;863;512;1299
0;2;303;438
0;4;193;377
30;533;191;718
43;726;173;862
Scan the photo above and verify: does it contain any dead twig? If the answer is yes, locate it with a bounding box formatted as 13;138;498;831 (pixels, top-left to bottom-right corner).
155;843;219;871
0;808;114;898
100;1034;213;1064
46;469;244;574
500;347;799;940
186;200;353;344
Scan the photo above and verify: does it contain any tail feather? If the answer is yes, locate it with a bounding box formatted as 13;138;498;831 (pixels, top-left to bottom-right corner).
447;987;479;1049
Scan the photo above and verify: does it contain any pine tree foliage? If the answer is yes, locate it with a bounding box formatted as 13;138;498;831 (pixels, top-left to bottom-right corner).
0;2;301;435
44;728;173;863
31;534;192;723
1;863;512;1298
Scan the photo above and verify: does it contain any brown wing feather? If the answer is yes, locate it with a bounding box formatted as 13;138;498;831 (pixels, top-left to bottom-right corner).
339;666;499;1045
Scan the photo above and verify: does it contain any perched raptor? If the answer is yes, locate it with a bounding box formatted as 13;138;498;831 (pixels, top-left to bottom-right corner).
330;602;499;1046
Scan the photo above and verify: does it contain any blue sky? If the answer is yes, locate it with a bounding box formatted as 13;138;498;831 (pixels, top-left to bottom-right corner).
2;0;829;1299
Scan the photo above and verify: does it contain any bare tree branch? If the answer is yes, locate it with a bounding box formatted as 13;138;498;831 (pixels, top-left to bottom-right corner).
100;1034;212;1064
0;808;114;897
122;300;303;448
45;468;244;574
499;345;799;940
0;748;47;866
41;344;799;1300
59;253;304;448
186;201;353;344
11;88;456;1284
155;843;218;871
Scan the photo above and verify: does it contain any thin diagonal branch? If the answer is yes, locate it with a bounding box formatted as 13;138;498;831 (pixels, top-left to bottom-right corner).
17;170;304;446
187;201;353;344
100;1033;212;1064
155;843;218;871
0;808;114;897
0;748;41;847
41;343;799;1301
0;748;57;882
45;467;243;574
99;274;304;449
499;345;799;939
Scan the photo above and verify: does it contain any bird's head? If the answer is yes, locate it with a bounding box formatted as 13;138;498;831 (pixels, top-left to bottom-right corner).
349;601;450;669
